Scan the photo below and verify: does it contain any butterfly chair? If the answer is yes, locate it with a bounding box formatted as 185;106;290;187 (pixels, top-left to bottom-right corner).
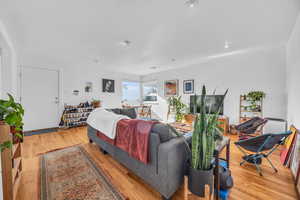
234;131;292;176
235;117;268;140
139;105;152;118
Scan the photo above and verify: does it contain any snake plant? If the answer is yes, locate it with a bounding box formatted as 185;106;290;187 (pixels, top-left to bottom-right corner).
191;86;228;170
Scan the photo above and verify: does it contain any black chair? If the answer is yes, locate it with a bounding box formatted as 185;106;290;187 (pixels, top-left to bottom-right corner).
234;131;292;176
235;117;268;140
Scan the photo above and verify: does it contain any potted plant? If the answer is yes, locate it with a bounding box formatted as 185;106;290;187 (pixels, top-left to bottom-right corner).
246;91;265;112
91;99;101;108
247;91;266;102
0;94;24;151
188;86;227;197
167;96;187;122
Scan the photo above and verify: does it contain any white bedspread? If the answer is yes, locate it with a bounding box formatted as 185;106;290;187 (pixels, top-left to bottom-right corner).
87;108;129;139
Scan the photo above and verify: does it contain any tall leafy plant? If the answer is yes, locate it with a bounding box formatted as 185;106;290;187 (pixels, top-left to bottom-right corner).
167;96;187;122
0;94;24;151
191;86;228;170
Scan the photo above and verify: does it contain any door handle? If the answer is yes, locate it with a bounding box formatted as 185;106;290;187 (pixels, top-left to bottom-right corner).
54;97;59;104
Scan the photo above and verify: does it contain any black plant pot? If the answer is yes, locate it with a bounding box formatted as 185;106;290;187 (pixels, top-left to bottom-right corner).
188;167;214;197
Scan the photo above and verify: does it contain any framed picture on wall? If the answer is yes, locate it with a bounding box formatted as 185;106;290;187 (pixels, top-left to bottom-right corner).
164;80;178;96
183;80;194;94
102;79;115;93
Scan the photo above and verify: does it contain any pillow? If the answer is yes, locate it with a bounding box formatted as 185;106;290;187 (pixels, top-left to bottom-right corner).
120;108;137;119
109;108;122;115
107;108;137;119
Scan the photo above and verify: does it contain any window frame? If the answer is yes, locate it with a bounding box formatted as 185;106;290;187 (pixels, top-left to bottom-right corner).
142;80;159;104
121;80;142;105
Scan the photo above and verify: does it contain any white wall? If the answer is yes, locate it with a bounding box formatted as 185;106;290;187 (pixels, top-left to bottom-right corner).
287;14;300;128
61;63;140;108
142;45;287;132
0;20;18;98
0;19;18;200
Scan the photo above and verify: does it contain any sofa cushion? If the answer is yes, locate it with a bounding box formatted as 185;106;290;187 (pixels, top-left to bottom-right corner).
151;123;177;143
120;108;137;119
108;108;122;114
107;108;137;119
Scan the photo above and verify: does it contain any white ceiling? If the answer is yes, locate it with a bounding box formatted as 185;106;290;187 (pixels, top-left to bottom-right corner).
1;0;300;75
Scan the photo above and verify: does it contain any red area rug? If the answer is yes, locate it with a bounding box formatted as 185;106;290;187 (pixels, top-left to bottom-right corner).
40;146;124;200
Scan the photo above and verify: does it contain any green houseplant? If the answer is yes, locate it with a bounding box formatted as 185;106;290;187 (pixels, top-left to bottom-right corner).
167;96;187;122
247;91;265;101
188;86;228;197
246;91;265;112
0;94;24;151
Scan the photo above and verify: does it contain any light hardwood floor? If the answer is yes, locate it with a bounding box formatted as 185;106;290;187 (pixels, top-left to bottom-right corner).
17;127;298;200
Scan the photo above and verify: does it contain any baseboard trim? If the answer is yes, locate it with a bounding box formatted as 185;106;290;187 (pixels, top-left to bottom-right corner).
24;127;58;136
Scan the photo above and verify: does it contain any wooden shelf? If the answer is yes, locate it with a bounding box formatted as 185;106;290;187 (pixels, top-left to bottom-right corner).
59;103;96;129
12;143;21;159
239;95;263;122
12;157;22;182
0;123;22;200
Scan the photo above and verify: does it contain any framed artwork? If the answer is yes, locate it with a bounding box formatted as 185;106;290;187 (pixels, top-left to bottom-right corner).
102;79;115;93
183;80;194;94
164;80;178;96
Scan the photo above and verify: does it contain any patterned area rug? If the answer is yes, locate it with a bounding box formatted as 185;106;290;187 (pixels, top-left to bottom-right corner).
40;146;124;200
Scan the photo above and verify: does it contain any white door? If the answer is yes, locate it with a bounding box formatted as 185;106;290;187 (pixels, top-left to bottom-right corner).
21;67;59;131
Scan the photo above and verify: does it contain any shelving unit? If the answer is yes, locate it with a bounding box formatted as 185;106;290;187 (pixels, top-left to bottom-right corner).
0;123;22;200
59;102;95;128
239;95;263;123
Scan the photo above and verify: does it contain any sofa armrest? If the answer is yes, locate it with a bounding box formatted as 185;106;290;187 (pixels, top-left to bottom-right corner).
158;137;189;198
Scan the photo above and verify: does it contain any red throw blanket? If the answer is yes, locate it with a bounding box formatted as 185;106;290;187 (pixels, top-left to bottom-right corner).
96;119;157;164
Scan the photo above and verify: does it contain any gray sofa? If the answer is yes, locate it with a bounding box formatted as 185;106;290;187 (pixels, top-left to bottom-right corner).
87;122;189;200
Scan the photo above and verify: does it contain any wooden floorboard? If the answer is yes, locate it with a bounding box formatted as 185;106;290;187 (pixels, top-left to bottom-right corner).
16;127;298;200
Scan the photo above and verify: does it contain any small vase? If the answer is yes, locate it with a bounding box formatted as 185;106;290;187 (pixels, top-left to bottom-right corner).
92;101;101;108
188;167;214;197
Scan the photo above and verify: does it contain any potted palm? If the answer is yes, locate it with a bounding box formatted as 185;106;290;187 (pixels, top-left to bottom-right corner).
0;94;24;151
188;86;227;197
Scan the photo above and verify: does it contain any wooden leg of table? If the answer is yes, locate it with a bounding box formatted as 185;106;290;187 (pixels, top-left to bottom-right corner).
173;176;188;200
226;141;230;169
214;151;220;200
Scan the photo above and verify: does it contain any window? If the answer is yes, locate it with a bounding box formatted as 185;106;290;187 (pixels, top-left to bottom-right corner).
122;81;141;105
142;81;158;103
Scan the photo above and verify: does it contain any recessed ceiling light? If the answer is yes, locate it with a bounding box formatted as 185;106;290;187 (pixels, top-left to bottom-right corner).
185;0;198;7
120;40;131;47
93;58;100;63
224;41;231;49
150;66;158;70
